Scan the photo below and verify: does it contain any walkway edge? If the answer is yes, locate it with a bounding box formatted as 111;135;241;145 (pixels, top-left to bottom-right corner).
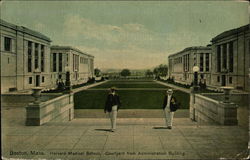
154;80;191;93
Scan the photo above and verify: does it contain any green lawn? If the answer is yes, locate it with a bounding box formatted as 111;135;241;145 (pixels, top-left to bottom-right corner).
92;81;167;88
74;90;189;109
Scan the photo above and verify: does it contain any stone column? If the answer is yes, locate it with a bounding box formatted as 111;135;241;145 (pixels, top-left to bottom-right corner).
227;43;230;71
220;45;223;71
197;54;200;71
38;44;41;71
32;42;35;72
203;53;206;72
57;53;59;74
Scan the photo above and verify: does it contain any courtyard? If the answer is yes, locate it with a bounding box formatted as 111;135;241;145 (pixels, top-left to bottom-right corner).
1;80;249;160
74;80;190;110
2;106;248;160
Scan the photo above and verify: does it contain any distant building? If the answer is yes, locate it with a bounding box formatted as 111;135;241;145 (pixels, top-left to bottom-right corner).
168;46;212;86
0;19;52;93
50;46;94;86
210;24;250;91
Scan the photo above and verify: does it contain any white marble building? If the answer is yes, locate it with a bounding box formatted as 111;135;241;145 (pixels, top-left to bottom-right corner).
210;24;250;91
50;46;94;87
0;19;52;93
168;46;212;86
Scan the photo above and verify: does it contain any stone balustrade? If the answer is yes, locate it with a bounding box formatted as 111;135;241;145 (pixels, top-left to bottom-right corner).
190;93;238;125
26;93;74;126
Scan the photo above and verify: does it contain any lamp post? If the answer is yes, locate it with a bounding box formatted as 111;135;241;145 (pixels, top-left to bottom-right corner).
192;66;200;92
65;66;72;93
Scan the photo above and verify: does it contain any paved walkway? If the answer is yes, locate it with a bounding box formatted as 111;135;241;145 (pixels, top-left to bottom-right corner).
72;81;108;93
155;81;190;93
75;109;189;118
2;107;248;160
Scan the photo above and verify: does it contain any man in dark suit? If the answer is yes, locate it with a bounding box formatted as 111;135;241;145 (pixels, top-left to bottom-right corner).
104;87;121;132
162;89;177;129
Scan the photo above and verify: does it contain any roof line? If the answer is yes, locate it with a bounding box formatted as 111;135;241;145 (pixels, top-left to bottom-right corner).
51;45;94;58
0;19;52;42
168;46;211;57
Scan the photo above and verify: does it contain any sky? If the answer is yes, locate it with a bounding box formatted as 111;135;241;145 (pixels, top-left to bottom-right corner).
0;1;249;70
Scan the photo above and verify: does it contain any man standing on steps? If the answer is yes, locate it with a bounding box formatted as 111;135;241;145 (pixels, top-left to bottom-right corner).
104;87;121;132
162;89;178;129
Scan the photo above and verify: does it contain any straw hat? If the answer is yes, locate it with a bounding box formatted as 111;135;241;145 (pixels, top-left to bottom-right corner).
166;89;173;94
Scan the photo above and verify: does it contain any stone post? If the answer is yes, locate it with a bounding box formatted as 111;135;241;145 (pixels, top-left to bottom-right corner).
26;87;43;126
218;86;238;125
218;102;238;125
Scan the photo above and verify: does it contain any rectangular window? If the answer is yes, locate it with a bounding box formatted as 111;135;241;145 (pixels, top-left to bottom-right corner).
80;57;84;63
28;41;32;72
200;53;204;72
41;45;45;72
84;58;88;64
35;43;39;69
53;53;57;72
217;45;221;72
229;77;232;84
217;76;220;82
42;76;45;83
29;77;32;84
229;41;234;72
4;37;11;51
222;43;227;70
205;53;209;72
59;53;62;72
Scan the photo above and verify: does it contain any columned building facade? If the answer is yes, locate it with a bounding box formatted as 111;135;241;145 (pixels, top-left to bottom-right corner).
210;24;249;91
50;46;94;87
168;46;212;85
0;19;52;93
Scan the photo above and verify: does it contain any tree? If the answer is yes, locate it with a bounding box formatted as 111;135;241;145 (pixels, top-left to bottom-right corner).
153;64;168;77
145;69;153;77
94;68;101;77
120;69;131;77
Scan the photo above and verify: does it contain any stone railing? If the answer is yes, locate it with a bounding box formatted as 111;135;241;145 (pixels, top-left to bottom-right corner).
190;93;238;125
26;93;74;126
1;94;60;108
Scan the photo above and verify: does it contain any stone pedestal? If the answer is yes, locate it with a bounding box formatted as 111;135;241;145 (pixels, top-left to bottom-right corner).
32;87;43;104
26;93;74;126
220;86;234;103
218;102;238;125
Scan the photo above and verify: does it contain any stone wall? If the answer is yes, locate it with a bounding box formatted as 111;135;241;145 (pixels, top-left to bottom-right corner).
190;93;238;125
1;94;60;107
26;93;74;126
203;93;249;128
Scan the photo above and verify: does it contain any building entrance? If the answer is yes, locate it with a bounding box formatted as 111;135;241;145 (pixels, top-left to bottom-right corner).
221;75;226;86
36;75;40;87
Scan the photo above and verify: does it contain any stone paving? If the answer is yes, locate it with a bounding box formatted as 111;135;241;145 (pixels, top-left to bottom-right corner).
2;107;249;160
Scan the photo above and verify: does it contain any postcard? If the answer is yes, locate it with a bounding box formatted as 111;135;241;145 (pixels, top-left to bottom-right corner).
1;0;249;160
